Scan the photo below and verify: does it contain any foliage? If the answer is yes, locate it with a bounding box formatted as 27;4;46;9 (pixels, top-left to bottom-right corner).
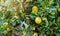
0;0;60;36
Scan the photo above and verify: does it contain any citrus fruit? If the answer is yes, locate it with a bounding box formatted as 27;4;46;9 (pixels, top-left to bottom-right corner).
35;17;42;24
58;7;60;12
33;32;38;36
7;28;11;32
32;6;38;13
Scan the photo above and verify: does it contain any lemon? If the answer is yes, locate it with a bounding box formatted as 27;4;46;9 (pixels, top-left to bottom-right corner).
32;6;38;13
58;7;60;12
7;28;11;32
35;17;42;24
33;32;38;36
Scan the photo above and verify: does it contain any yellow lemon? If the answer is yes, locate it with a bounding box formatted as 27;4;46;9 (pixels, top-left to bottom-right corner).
7;28;11;32
33;32;38;36
35;17;42;24
32;6;38;13
58;7;60;12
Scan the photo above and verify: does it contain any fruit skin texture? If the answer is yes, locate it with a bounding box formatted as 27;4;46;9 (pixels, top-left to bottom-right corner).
32;6;38;13
35;17;42;24
7;28;11;32
58;7;60;12
33;32;38;36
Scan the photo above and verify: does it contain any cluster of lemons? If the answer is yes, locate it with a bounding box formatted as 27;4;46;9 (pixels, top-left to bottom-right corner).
32;6;42;36
1;0;60;36
32;6;42;25
3;5;60;36
14;6;42;25
32;6;60;36
1;5;60;36
6;6;41;36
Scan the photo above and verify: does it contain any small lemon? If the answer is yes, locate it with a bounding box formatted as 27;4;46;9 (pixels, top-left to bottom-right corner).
7;28;11;32
32;6;38;13
58;7;60;12
35;17;42;24
33;32;38;36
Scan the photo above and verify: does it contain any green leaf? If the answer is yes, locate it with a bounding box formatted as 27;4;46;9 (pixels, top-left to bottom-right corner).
56;33;60;36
